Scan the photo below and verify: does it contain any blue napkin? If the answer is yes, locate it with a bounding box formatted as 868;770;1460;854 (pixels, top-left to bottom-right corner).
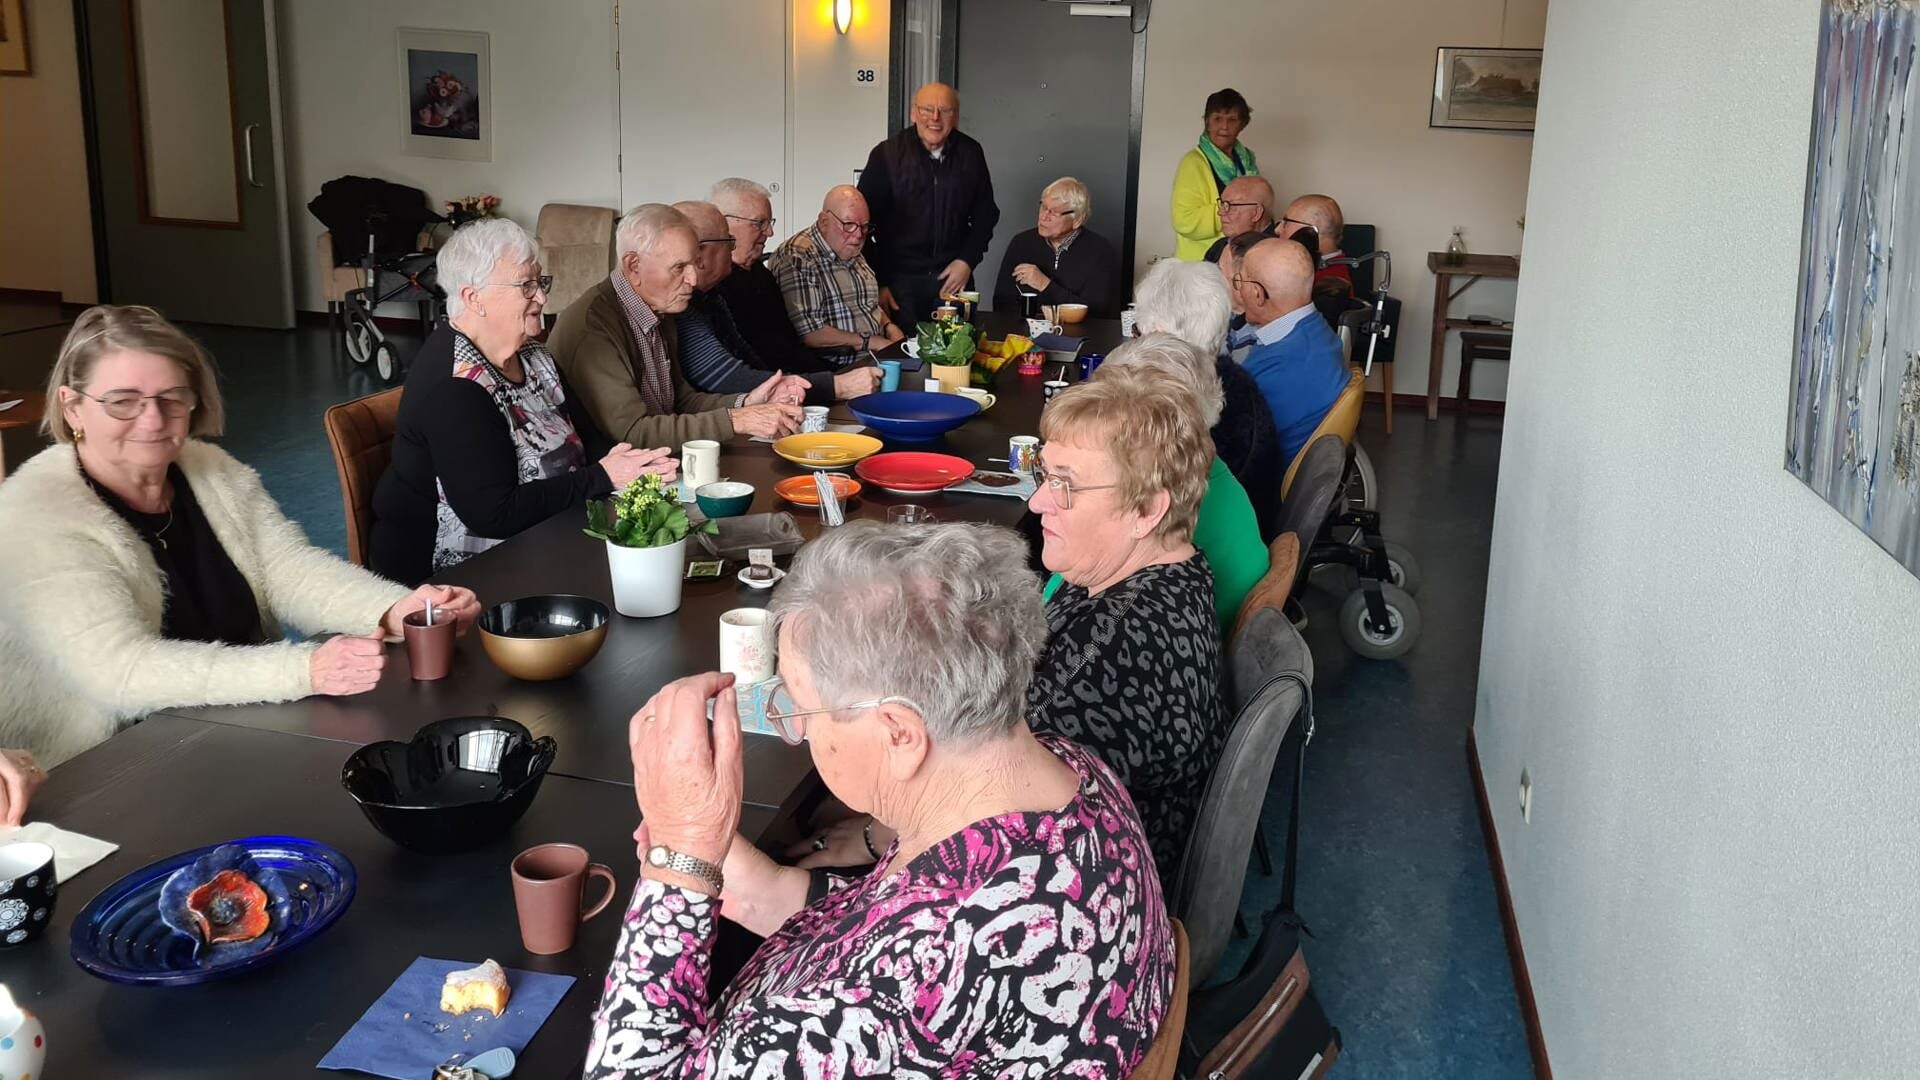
318;956;575;1079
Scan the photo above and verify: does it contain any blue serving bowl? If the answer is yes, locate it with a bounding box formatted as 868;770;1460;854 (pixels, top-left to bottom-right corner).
341;716;557;854
69;835;356;986
847;391;982;442
695;481;755;518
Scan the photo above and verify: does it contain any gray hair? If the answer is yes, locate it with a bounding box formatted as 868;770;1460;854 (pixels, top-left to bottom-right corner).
437;217;538;318
616;203;694;259
1100;330;1224;428
768;521;1046;748
1041;176;1090;225
1133;258;1234;358
711;177;771;207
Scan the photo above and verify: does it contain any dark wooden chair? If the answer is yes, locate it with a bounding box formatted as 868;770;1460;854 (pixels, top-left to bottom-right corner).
1457;330;1512;414
322;387;403;567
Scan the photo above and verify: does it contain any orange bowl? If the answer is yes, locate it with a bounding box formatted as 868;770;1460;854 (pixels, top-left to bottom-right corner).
774;473;862;508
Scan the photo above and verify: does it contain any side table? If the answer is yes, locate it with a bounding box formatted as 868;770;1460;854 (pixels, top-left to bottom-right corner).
0;389;46;478
1426;253;1519;420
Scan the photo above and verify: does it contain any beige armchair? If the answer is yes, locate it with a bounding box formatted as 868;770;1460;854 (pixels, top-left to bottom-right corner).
535;203;616;316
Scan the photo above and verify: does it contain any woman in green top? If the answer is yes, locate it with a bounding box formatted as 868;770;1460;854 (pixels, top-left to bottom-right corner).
1037;332;1269;633
1171;88;1259;262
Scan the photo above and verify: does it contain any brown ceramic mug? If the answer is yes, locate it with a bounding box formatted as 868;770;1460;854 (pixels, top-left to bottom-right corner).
403;609;455;680
510;843;616;954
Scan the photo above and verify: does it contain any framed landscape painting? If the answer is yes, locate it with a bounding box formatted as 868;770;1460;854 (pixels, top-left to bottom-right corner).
1431;47;1540;132
0;0;31;77
397;28;490;162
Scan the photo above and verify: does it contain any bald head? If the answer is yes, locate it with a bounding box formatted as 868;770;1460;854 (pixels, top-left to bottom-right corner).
674;200;734;291
1243;237;1316;323
1283;194;1344;254
912;82;960;151
1219;176;1275;239
817;185;872;261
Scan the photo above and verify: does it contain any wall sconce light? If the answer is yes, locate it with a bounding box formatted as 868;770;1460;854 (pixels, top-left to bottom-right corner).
835;0;853;34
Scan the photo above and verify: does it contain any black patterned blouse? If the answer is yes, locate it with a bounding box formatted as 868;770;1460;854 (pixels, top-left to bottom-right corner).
1026;552;1226;891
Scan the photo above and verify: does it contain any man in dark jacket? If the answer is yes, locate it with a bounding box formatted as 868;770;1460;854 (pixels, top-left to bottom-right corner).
858;82;1000;330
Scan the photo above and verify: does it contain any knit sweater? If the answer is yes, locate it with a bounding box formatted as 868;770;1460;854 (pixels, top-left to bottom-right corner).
0;442;408;766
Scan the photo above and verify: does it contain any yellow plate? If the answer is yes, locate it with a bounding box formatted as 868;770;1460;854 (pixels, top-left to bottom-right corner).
772;432;885;470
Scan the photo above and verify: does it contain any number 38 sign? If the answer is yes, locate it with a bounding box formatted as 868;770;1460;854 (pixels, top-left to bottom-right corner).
853;67;877;85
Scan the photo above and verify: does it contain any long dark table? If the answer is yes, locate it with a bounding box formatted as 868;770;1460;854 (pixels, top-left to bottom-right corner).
165;315;1124;806
1;714;775;1078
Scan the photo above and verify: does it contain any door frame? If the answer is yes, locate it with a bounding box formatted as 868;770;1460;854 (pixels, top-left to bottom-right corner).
73;0;114;301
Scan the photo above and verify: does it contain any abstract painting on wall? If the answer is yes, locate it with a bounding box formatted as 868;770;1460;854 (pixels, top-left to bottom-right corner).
1788;0;1920;577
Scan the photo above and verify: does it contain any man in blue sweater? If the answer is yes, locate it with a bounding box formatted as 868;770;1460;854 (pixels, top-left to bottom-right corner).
1233;237;1351;465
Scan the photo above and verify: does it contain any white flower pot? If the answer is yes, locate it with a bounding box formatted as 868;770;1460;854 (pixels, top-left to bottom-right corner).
606;537;686;618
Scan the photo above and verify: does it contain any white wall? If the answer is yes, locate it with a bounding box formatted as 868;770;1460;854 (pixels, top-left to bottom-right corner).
0;0;97;302
1135;0;1545;403
279;0;889;316
1475;0;1920;1076
277;0;622;314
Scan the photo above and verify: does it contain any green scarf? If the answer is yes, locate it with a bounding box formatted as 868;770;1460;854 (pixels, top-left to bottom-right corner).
1197;134;1257;190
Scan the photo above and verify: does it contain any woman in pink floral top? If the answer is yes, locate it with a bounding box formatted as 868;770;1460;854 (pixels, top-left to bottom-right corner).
587;522;1175;1078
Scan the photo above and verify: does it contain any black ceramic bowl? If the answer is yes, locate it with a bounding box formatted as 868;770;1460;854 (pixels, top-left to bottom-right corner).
340;717;558;854
478;595;610;681
0;840;56;946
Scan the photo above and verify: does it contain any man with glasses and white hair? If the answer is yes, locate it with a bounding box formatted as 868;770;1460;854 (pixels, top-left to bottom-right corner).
710;178;828;375
671;200;878;406
858;82;1000;328
990;176;1122;318
767;186;903;364
550;203;802;447
1203;174;1277;264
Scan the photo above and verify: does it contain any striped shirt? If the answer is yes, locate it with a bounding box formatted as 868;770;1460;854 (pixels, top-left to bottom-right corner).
674;290;766;395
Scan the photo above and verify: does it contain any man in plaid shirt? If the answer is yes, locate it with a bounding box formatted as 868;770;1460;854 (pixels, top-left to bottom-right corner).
767;186;905;365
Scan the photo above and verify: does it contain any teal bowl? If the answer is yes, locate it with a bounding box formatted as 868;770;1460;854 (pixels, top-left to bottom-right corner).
696;481;755;518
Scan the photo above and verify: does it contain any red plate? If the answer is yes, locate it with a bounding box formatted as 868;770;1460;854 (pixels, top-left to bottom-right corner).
855;452;976;494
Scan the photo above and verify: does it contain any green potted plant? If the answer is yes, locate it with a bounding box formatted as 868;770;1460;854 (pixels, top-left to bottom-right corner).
917;320;982;393
584;474;715;617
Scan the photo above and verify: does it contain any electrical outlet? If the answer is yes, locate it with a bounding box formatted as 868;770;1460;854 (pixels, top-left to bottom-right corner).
1519;768;1533;824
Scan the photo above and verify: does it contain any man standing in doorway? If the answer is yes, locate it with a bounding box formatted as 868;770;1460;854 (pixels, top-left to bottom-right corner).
858;82;1000;330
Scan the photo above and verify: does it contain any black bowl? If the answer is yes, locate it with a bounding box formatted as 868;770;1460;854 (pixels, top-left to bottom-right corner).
340;717;558;854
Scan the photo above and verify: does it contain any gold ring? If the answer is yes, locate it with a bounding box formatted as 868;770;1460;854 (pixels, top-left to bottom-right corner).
642;714;657;724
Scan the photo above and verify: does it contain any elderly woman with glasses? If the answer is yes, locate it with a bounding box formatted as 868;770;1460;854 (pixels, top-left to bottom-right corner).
589;521;1175;1077
990;176;1122;318
370;218;679;583
809;371;1227;895
0;305;481;768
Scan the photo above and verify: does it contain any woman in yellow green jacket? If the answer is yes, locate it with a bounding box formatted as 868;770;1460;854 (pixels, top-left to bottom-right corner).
1171;88;1260;261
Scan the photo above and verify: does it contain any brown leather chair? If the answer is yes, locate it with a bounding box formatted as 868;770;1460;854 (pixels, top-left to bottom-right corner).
323;387;403;567
1129;919;1190;1080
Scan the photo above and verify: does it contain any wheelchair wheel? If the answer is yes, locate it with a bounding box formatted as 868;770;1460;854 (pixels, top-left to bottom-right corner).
1383;541;1422;594
373;340;399;382
1348;443;1379;511
1339;583;1420;660
344;310;375;366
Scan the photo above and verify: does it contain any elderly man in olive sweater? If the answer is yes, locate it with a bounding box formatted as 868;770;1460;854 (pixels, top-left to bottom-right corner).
859;82;999;330
549;203;802;446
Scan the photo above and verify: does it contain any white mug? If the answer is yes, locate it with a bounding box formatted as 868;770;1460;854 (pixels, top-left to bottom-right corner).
802;406;829;433
955;387;996;410
719;608;775;683
1026;318;1062;339
681;439;720;490
1119;304;1138;338
923;377;943;393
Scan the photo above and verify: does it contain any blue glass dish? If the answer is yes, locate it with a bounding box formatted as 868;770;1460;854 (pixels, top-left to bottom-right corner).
70;835;356;986
847;391;981;442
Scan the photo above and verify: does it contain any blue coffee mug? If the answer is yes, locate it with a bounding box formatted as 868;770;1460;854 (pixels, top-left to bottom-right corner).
878;359;902;392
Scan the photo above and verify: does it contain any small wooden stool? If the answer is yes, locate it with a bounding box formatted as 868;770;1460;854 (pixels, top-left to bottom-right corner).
1457;331;1512;414
0;390;47;479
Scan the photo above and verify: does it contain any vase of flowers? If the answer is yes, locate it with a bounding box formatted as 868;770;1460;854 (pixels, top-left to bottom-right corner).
584;474;714;618
444;193;501;228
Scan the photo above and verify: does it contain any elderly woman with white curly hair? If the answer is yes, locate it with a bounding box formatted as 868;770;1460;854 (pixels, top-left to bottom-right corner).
1132;257;1283;538
370;218;679;583
0;305;481;768
588;520;1175;1077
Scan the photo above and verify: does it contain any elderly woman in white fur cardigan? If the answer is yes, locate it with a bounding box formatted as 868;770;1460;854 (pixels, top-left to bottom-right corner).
0;305;482;771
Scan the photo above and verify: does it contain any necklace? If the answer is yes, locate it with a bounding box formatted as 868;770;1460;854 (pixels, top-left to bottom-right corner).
80;463;175;550
149;505;177;551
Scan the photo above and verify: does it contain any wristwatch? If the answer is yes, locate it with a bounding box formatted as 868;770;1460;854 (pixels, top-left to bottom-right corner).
646;844;724;894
